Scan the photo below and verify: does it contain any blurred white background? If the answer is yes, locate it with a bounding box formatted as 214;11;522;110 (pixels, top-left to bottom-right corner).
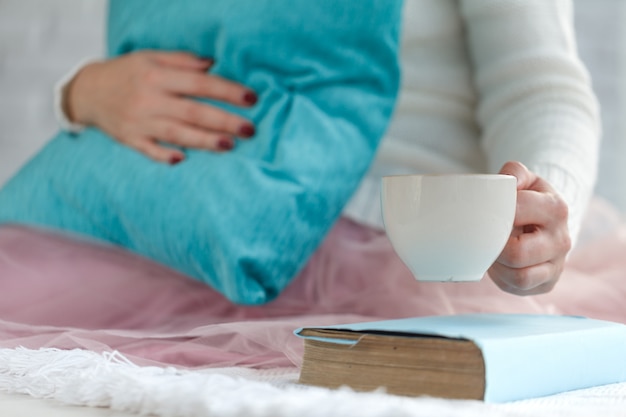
0;0;624;213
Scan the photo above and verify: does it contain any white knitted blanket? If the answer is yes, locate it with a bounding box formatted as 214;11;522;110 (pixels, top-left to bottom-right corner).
1;347;625;417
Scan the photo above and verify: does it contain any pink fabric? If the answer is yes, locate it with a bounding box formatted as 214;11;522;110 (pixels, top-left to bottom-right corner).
0;201;625;369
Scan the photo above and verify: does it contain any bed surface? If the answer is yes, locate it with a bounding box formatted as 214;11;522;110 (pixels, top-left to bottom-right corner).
0;393;135;417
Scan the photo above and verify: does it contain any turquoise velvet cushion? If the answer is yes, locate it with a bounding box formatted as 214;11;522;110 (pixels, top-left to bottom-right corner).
0;0;402;305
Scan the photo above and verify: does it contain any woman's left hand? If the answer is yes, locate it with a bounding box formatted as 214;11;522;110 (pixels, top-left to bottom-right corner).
487;161;571;295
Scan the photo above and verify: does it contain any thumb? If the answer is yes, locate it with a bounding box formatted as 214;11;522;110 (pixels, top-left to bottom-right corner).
498;161;536;191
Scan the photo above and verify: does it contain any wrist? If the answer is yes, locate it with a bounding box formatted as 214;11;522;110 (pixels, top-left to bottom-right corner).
64;61;102;126
54;58;100;133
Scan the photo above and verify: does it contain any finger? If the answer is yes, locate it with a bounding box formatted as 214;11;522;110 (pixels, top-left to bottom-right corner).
499;160;558;194
128;136;186;165
515;189;568;228
148;119;235;152
145;51;214;71
497;229;557;269
488;261;559;295
498;161;537;191
159;69;258;107
162;97;256;138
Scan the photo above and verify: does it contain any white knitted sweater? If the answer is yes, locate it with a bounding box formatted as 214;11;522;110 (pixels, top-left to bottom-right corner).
344;0;600;244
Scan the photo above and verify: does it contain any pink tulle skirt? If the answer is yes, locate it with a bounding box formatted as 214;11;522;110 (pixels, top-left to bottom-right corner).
0;198;625;369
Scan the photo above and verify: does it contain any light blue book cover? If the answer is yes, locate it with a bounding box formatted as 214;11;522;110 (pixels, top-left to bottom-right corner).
295;313;626;402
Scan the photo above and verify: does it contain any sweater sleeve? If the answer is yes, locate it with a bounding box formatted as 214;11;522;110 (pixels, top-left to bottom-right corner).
459;0;601;246
53;58;100;133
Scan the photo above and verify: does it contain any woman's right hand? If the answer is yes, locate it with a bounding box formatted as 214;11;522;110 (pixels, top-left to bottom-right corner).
63;51;258;164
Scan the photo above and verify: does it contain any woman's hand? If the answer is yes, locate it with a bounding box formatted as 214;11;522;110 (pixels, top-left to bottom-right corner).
487;161;571;295
64;51;258;164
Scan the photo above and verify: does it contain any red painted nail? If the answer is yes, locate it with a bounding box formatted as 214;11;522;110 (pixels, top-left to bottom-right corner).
243;91;258;105
169;155;184;165
239;124;255;138
218;138;234;151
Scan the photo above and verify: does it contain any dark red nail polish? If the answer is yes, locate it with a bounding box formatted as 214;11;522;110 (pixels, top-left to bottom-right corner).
218;138;234;150
169;155;184;165
239;124;255;138
243;91;258;105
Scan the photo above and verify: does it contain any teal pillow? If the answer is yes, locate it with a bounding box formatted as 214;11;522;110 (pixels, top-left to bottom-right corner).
0;0;402;305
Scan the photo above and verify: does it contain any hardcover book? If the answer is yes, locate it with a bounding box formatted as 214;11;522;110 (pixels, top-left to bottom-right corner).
295;314;626;402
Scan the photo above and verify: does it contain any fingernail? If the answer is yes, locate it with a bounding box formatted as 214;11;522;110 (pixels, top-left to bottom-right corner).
218;138;234;151
201;58;214;65
239;124;255;138
243;91;258;105
169;155;184;165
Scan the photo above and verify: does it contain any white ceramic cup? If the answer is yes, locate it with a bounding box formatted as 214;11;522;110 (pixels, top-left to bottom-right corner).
381;174;517;282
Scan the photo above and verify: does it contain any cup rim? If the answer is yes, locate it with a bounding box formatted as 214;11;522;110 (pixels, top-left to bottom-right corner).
382;173;515;180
